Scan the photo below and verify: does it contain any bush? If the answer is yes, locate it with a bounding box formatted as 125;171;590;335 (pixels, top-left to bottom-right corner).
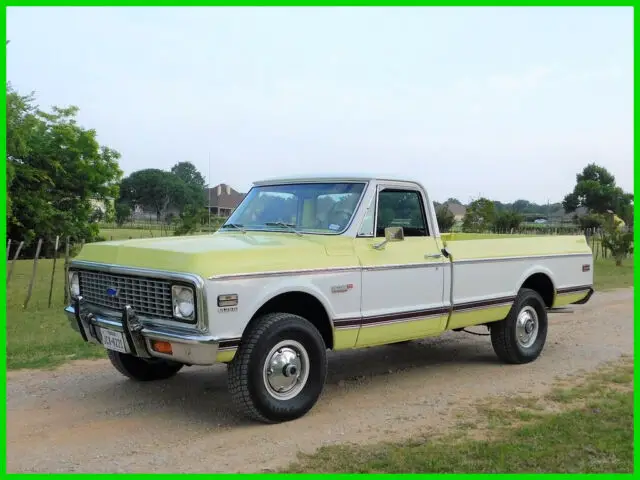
601;217;633;266
493;210;523;232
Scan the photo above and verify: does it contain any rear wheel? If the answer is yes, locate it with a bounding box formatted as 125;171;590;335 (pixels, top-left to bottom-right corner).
227;312;328;423
490;288;548;364
107;350;184;381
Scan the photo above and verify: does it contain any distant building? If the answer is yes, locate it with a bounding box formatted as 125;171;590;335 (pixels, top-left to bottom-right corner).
206;183;245;217
89;196;114;213
443;202;467;222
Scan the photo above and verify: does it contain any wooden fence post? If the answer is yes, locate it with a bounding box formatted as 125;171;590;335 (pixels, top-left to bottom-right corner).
23;238;43;309
63;237;71;304
6;239;11;261
47;236;60;308
7;240;24;285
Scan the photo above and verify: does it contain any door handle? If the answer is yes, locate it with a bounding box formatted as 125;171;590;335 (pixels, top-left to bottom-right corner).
425;253;443;259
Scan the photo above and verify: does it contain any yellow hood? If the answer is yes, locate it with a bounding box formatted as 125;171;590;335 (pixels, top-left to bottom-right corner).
75;231;359;278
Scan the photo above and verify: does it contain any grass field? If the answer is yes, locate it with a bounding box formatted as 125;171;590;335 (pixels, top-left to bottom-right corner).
6;252;633;370
285;357;633;473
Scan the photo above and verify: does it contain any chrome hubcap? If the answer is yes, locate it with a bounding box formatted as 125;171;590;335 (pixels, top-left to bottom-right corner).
263;340;309;400
516;306;539;348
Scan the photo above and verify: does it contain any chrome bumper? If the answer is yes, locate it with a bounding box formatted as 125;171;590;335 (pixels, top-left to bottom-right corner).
65;297;221;365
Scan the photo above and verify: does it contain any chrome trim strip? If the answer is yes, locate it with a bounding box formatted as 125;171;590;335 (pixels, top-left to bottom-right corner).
452;301;514;313
68;260;209;332
362;262;445;272
359;312;448;328
209;265;361;281
209;252;591;280
453;252;592;265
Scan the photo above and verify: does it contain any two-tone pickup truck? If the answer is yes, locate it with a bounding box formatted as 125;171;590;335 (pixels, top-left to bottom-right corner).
65;175;594;423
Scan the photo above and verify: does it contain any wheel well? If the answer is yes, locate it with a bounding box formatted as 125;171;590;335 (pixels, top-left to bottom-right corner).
247;292;334;349
520;273;555;308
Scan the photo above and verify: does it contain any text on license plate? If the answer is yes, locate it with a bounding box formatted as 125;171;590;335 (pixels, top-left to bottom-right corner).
100;328;128;353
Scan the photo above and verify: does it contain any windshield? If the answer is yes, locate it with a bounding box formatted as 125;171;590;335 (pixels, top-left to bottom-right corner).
221;182;367;234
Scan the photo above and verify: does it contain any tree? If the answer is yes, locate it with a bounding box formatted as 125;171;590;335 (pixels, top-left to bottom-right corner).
462;198;496;232
435;205;455;232
563;163;632;216
115;202;132;226
171;161;206;189
7;83;122;250
493;210;523;232
119;169;190;222
118;164;205;223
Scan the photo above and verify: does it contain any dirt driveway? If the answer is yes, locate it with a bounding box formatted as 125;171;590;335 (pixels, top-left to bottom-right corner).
7;288;633;473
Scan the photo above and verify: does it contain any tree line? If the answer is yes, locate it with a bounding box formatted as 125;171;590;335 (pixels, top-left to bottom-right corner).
433;163;633;235
6;81;633;263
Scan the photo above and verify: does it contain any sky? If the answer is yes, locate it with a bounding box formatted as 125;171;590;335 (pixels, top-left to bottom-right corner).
6;6;634;204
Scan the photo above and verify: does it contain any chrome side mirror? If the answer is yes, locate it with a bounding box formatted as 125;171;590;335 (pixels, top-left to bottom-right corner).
373;226;405;250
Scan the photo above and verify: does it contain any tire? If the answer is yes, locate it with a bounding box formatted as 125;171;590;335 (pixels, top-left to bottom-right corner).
107;350;184;381
227;312;328;424
490;288;548;364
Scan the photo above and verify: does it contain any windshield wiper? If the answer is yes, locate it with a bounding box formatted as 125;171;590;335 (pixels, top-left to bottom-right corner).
220;223;246;233
264;222;303;236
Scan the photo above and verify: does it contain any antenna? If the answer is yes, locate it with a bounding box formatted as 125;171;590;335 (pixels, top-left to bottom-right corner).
208;152;211;231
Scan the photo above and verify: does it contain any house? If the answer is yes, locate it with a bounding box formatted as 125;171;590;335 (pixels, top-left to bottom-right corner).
89;196;114;214
443;202;467;222
206;183;245;218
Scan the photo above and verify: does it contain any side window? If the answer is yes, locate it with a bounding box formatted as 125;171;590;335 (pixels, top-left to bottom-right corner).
376;189;429;237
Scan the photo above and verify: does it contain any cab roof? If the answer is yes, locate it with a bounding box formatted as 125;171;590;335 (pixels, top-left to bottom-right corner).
253;173;415;186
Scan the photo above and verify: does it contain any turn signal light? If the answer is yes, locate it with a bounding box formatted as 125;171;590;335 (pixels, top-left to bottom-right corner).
151;340;173;355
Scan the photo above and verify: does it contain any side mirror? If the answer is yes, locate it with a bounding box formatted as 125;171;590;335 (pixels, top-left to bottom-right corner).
373;226;404;250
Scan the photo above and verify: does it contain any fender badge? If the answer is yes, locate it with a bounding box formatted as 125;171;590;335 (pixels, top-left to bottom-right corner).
331;284;354;294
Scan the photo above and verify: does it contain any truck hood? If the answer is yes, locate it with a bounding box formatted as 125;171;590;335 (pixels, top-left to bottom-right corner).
74;231;358;279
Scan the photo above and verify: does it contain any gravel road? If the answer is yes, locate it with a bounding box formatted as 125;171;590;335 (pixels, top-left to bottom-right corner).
7;288;633;473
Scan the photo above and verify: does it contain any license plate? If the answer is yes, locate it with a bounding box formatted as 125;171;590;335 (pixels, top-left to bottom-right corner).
100;328;128;354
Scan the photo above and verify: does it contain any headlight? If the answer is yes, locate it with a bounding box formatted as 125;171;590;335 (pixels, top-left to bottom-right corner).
172;285;195;321
68;271;80;298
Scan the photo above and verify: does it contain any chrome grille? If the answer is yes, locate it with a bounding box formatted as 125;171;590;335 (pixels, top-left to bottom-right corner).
77;270;174;319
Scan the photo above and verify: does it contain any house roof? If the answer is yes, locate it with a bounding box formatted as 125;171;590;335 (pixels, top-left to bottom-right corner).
206;183;245;209
443;202;466;216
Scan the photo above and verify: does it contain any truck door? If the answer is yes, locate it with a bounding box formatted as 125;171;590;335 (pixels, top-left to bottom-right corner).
353;183;448;347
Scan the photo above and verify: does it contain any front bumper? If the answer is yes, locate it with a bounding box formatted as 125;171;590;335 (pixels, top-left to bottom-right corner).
65;297;221;365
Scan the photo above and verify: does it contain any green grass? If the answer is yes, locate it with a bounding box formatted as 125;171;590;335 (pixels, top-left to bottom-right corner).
285;358;633;473
593;256;634;291
5;249;633;370
6;258;106;369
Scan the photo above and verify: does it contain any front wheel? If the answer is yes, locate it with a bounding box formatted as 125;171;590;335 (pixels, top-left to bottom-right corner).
107;350;184;381
227;312;328;423
490;288;548;364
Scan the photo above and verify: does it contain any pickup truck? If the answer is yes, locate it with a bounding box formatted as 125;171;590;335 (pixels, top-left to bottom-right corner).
65;175;594;423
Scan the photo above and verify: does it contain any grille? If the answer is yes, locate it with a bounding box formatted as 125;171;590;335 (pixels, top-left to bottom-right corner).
78;270;174;319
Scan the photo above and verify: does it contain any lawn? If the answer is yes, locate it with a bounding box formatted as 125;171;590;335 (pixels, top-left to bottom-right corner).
285;357;633;473
593;256;634;291
5;252;633;370
6;258;106;369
